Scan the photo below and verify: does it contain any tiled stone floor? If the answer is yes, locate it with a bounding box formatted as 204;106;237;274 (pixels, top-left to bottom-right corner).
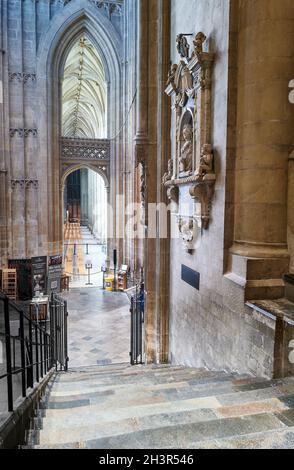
64;226;106;288
63;288;130;367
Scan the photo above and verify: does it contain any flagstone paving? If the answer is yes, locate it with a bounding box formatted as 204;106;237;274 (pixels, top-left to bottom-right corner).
63;288;130;367
24;364;294;449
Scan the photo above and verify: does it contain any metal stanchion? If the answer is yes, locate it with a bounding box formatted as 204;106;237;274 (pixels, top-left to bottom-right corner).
113;249;117;292
85;260;93;286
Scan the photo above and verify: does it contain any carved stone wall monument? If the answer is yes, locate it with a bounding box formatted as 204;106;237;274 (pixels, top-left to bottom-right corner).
163;32;216;230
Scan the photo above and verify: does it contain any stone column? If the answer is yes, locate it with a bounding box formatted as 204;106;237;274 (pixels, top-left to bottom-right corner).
0;1;8;268
25;180;39;257
23;0;38;258
228;0;294;299
136;0;171;363
106;185;111;269
288;152;294;272
134;0;149;156
8;1;26;258
80;169;88;225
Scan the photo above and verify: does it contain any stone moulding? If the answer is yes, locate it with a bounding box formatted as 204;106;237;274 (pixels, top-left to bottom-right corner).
61;137;110;161
9;73;36;83
11;179;39;190
163;31;216;229
60;0;123;15
9;129;38;138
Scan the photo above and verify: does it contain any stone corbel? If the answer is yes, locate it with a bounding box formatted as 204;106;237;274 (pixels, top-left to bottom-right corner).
189;178;215;230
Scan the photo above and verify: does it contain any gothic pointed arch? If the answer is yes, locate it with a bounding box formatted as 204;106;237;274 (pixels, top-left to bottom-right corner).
35;1;123;257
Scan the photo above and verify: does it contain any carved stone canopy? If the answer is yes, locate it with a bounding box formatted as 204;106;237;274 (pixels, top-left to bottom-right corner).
163;32;216;229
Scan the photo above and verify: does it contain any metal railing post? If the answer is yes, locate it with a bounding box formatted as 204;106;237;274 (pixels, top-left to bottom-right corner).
19;311;26;398
40;327;43;379
35;325;39;383
130;296;134;365
28;319;34;388
64;300;69;371
4;296;13;412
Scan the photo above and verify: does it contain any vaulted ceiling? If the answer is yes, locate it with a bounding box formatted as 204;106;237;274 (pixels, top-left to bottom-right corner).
62;36;106;139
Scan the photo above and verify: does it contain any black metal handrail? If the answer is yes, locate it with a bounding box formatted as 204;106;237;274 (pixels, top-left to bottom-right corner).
0;291;68;413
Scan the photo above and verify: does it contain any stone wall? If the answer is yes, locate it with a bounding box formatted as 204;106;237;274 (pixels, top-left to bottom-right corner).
168;0;294;378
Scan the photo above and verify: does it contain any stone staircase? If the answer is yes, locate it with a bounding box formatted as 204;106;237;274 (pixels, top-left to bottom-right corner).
23;364;294;449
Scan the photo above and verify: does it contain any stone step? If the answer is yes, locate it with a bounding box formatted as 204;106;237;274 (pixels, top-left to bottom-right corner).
38;393;290;447
38;390;292;434
192;426;294;449
25;364;294;449
38;407;218;446
48;376;252;408
37;412;288;449
57;365;210;382
53;369;234;391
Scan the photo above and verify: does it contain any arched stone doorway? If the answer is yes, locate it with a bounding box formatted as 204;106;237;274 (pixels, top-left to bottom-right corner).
34;2;129;367
36;1;123;262
61;165;109;287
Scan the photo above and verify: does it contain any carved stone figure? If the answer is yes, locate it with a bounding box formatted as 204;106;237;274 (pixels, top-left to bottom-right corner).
166;64;178;87
196;143;214;180
167;185;179;204
178;217;195;250
162;159;173;184
179;124;193;173
176;34;190;59
177;64;194;106
193;32;206;57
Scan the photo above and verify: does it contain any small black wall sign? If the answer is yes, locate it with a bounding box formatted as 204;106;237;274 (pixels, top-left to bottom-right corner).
181;265;200;290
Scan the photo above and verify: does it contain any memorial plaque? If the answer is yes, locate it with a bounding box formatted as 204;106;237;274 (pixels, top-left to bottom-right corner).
181;265;200;290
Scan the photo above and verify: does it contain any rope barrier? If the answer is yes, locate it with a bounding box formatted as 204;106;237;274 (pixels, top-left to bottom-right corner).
64;270;103;277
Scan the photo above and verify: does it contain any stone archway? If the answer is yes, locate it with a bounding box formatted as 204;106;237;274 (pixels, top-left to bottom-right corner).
36;1;123;260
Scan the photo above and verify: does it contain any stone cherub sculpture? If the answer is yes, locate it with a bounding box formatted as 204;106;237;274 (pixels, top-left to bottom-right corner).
193;32;207;57
166;64;178;88
195;143;214;180
179;124;193;173
178;217;194;250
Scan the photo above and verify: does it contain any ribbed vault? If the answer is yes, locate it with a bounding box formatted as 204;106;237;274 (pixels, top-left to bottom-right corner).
62;36;106;138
